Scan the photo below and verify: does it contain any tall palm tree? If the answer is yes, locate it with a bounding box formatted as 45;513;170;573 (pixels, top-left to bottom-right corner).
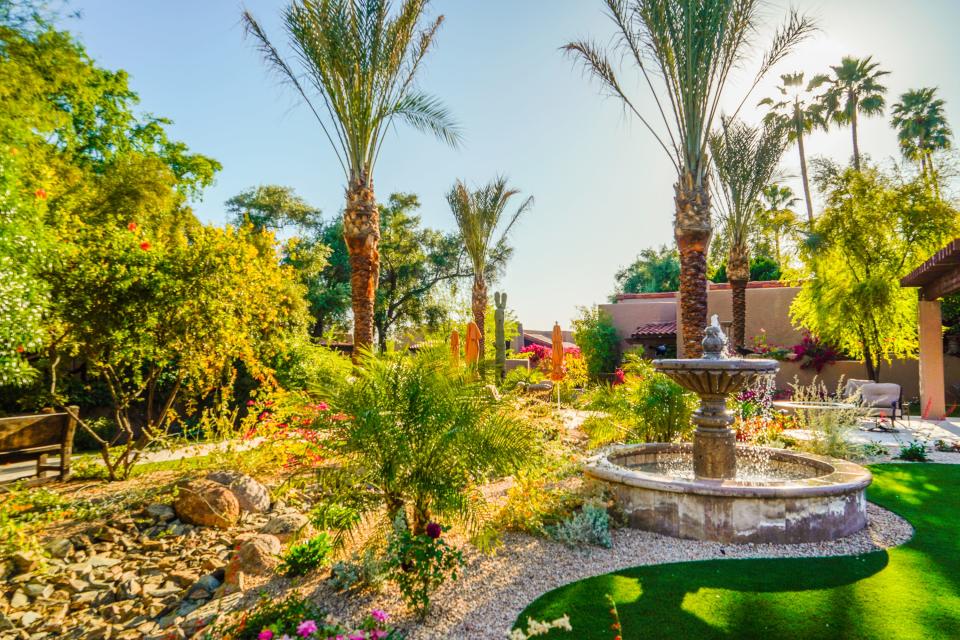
891;87;953;193
446;177;533;359
242;0;461;358
755;184;799;266
564;0;814;356
759;72;827;226
710;118;790;348
813;56;889;171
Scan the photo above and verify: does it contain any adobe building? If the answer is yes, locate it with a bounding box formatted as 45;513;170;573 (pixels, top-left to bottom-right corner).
599;280;960;411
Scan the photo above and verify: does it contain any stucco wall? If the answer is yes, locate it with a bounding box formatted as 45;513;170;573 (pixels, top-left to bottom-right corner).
602;284;960;402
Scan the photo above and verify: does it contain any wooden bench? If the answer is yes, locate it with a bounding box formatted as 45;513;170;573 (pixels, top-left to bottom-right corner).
0;406;78;486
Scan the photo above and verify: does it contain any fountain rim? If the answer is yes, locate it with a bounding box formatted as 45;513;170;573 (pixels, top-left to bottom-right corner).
651;358;780;371
585;443;872;498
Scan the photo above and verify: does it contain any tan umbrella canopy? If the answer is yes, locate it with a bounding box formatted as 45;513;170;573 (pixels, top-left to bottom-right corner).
450;329;460;367
465;321;482;366
551;322;564;381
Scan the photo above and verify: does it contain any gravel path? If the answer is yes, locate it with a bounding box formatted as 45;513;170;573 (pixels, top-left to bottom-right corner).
294;500;914;640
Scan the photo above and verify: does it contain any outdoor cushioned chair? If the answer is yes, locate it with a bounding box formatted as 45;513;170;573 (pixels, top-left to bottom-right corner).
858;382;907;432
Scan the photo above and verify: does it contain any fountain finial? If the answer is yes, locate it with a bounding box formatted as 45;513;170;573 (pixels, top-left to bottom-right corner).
702;314;727;359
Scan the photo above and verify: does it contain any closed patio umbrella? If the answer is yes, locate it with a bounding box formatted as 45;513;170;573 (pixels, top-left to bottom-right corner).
551;322;564;408
450;329;460;367
465;321;481;367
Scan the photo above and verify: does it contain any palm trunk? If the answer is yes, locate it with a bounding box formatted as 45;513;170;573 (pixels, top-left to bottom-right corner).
727;244;750;349
851;96;861;171
796;119;814;226
343;173;380;360
674;173;712;357
471;276;487;360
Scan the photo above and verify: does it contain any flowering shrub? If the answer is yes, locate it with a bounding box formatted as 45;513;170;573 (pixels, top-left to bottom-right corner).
792;333;840;372
243;390;334;472
385;517;464;618
213;594;399;639
750;331;793;361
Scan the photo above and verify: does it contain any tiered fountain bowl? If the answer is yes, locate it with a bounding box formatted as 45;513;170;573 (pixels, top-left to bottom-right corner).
584;321;871;544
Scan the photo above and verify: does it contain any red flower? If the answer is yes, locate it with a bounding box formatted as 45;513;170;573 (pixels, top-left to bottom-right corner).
612;368;626;386
128;221;138;231
34;188;47;199
426;522;442;539
246;399;255;406
16;345;24;353
139;241;150;251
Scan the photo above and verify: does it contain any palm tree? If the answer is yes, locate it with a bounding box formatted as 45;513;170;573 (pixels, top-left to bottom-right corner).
446;177;533;358
563;0;814;356
710;118;790;348
755;184;799;266
242;0;461;358
759;73;827;226
891;87;953;193
813;56;889;171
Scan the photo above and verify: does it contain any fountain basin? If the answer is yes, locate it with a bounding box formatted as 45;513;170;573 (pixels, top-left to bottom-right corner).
586;443;871;544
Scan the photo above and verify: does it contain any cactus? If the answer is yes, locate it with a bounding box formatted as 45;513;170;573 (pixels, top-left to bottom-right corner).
494;292;507;380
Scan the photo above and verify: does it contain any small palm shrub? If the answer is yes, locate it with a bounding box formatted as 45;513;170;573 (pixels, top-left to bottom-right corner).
583;359;697;447
278;533;334;577
315;347;537;535
897;440;928;462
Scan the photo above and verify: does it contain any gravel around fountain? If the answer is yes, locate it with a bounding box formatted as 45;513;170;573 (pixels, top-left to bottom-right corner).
285;499;915;640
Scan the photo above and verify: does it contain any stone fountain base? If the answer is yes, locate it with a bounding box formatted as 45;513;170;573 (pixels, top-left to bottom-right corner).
586;443;872;544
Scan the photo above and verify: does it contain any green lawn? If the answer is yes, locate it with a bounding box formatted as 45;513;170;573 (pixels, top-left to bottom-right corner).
515;464;960;639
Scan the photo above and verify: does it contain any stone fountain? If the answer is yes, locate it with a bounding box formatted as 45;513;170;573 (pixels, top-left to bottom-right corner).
584;317;872;544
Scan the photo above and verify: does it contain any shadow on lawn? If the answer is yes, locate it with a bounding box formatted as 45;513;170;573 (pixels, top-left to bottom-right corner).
527;552;889;640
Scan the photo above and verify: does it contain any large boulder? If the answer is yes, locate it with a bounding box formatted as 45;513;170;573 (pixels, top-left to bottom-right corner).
173;480;240;529
235;534;282;576
259;512;311;543
206;471;271;513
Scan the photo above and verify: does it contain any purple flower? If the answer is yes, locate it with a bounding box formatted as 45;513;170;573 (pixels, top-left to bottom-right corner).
425;522;442;539
258;631;274;640
297;620;318;637
370;609;389;623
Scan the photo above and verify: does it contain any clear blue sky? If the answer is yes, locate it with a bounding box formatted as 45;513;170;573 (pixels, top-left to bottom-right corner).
67;0;960;329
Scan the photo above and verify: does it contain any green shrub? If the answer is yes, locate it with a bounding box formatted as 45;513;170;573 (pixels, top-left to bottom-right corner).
385;518;464;619
898;440;929;462
273;337;352;392
503;365;545;390
583;366;696;447
546;503;612;548
278;533;334;577
316;347;537;535
572;306;620;380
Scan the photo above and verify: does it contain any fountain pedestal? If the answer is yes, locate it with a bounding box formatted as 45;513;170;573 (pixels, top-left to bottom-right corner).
693;428;737;479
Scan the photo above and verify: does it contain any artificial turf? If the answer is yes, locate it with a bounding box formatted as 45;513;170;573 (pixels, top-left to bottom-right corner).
515;464;960;639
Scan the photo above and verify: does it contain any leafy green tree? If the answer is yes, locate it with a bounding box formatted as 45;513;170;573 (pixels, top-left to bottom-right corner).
0;149;48;386
755;184;799;265
813;56;889;171
710;117;790;347
49;221;309;479
891;87;953;195
572;306;620;380
613;245;680;296
226;184;322;230
710;256;781;285
759;72;828;225
374;194;470;351
446;177;533;357
565;0;813;356
243;0;460;357
791;165;959;381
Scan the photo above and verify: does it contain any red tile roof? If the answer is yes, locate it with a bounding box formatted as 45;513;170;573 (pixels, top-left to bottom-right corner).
630;321;677;338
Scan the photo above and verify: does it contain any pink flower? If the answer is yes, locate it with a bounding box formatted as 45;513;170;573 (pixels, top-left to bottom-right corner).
349;634;365;640
370;631;388;640
297;620;318;637
370;609;389;623
317;402;329;411
246;399;256;406
258;630;274;640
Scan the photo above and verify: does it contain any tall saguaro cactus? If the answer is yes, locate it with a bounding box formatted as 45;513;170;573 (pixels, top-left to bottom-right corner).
494;292;507;380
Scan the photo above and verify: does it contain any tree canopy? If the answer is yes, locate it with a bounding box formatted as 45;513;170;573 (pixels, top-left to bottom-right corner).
613;245;680;297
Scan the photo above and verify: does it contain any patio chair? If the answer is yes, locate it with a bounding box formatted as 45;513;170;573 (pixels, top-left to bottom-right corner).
858;383;907;432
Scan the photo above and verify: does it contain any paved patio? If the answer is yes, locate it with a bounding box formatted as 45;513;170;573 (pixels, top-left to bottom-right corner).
785;416;960;451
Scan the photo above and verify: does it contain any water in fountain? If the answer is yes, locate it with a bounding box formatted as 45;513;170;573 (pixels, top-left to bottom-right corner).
624;452;818;483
